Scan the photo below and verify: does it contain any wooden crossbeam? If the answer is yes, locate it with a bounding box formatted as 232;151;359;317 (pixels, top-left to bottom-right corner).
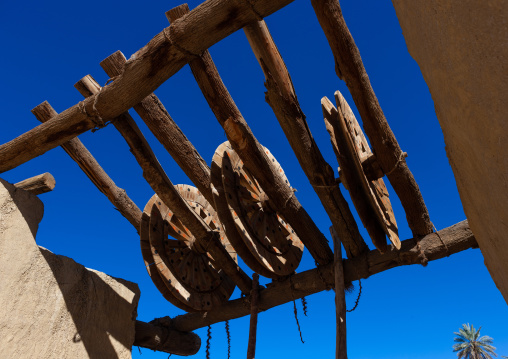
311;0;433;237
134;319;200;355
14;172;56;195
75;75;252;294
167;4;333;266
31;102;143;231
0;0;295;174
100;51;214;207
243;20;368;258
169;220;475;332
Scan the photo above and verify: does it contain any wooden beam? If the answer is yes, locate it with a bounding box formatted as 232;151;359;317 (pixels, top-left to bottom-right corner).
0;0;295;174
167;4;333;266
310;0;432;237
14;172;55;195
243;20;368;258
170;220;475;332
75;75;252;294
134;319;200;356
99;51;214;207
31;102;142;231
331;227;347;359
246;273;260;359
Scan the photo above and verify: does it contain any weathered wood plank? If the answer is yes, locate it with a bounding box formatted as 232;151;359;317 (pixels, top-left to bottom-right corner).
171;220;475;332
134;319;200;356
310;0;433;237
244;20;368;258
75;75;252;294
14;172;55;195
0;0;295;173
100;51;214;207
167;4;333;266
246;273;260;359
31;102;142;231
331;227;347;359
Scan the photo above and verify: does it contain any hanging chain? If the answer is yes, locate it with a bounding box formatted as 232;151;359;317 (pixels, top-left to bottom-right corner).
206;325;212;359
289;275;305;343
301;297;308;317
346;279;362;312
225;320;231;359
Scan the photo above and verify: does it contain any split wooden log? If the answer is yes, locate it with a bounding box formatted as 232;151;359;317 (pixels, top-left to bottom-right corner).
167;4;333;266
170;220;475;332
31;102;142;231
75;75;252;294
331;227;347;359
310;0;433;237
246;273;260;359
99;51;214;207
14;172;55;195
0;0;295;174
243;20;368;258
134;319;200;356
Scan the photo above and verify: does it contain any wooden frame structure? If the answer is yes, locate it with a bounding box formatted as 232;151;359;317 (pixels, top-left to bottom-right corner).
0;0;478;356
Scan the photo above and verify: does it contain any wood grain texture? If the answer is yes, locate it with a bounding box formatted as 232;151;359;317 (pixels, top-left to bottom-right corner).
311;0;433;237
331;227;347;359
0;0;295;173
170;220;476;331
100;51;214;207
14;172;55;195
244;20;368;259
167;5;333;266
75;75;252;294
246;273;260;359
31;102;142;231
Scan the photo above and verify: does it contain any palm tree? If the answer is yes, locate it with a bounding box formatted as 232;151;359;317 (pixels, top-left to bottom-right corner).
453;323;497;359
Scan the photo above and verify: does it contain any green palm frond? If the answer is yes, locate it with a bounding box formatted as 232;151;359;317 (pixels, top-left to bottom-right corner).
453;323;497;359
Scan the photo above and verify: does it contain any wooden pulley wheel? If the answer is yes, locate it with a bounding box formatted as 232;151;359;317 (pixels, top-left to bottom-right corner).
211;141;304;278
324;91;399;253
140;185;237;312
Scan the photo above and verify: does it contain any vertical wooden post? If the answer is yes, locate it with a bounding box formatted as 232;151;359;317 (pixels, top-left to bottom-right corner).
247;273;260;359
331;227;347;359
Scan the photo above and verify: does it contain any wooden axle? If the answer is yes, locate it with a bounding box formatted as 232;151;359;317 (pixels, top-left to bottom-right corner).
0;0;296;174
31;102;142;231
311;0;433;237
167;4;333;267
243;20;368;259
14;172;55;195
74;75;252;294
169;220;475;332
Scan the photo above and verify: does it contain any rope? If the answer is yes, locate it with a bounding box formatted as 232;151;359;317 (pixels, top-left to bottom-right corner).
315;261;333;290
346;279;362;312
225;320;231;359
301;297;308;317
206;325;212;359
289;275;305;344
432;222;449;254
385;151;408;176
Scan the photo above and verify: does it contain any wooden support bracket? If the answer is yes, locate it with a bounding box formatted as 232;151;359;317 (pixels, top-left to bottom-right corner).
14;172;55;195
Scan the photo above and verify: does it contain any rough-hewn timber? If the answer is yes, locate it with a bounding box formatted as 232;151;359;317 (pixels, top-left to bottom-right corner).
0;0;295;173
134;320;200;356
170;220;475;331
331;227;347;359
246;273;260;359
167;4;333;266
310;0;433;237
14;173;55;195
31;102;142;231
243;20;368;258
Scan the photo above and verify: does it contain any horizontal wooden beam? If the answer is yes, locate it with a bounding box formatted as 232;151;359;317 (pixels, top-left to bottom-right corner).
244;20;368;258
134;319;200;356
0;0;295;174
310;0;433;237
31;102;143;231
14;172;55;195
170;220;475;332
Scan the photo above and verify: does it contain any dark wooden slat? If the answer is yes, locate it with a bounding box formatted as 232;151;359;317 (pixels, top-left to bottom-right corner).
0;0;295;173
171;220;476;332
246;273;260;359
31;102;142;231
310;0;433;237
331;227;347;359
167;4;333;266
134;319;200;355
244;20;368;258
14;172;55;195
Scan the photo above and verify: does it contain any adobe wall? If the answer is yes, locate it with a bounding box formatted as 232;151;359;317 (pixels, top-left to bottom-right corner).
0;179;140;358
391;1;508;302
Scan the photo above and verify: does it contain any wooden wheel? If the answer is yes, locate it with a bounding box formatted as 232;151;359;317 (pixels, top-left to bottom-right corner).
325;91;399;252
211;142;303;278
140;185;237;312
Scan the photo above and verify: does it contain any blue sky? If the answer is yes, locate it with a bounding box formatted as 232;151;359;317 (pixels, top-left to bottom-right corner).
1;0;506;358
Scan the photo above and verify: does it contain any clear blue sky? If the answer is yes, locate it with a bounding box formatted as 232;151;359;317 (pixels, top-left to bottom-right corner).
1;0;506;358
